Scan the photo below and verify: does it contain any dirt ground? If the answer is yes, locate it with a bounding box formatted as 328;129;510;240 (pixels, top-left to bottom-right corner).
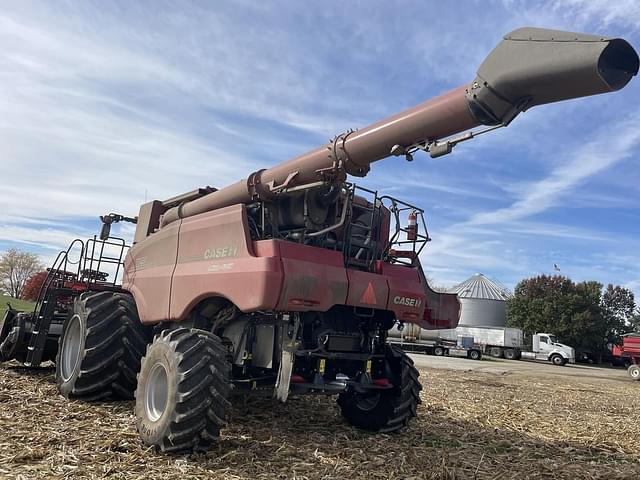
0;357;638;480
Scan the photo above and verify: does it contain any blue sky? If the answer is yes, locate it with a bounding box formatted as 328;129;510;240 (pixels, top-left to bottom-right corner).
1;0;639;295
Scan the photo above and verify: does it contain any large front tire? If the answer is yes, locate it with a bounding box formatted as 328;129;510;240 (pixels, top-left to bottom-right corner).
56;291;150;400
337;346;422;433
135;328;232;452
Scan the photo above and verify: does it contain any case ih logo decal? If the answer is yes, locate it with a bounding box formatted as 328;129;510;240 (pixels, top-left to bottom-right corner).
393;296;422;308
204;245;238;260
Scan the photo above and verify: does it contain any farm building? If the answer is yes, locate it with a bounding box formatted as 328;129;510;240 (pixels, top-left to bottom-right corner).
448;273;512;328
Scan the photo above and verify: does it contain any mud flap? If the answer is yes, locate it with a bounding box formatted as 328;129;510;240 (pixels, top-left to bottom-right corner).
274;314;300;402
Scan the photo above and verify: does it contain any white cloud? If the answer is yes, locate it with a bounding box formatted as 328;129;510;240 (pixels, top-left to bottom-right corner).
468;113;640;225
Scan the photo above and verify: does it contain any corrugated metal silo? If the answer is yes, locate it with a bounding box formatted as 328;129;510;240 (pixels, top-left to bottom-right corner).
448;273;512;327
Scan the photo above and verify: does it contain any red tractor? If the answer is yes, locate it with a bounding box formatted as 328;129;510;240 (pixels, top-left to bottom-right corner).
1;27;637;452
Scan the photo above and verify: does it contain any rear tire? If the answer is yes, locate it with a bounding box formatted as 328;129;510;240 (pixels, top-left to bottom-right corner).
135;328;232;452
433;346;445;356
469;349;481;361
489;347;503;358
56;291;150;400
628;364;640;381
337;345;421;433
503;349;517;360
550;354;566;366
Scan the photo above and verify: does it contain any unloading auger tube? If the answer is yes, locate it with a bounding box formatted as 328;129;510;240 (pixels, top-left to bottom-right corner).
160;27;638;227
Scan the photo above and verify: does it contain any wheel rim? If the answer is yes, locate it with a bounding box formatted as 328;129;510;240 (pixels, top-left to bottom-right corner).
631;367;640;379
61;314;82;381
355;392;381;411
145;362;169;422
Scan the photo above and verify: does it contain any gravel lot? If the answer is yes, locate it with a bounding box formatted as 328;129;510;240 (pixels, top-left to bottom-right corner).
1;356;638;479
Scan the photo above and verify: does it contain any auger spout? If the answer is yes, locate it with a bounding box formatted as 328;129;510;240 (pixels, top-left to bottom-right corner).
158;27;637;229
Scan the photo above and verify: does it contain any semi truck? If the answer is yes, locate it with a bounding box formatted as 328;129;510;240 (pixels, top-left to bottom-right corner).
519;333;575;366
449;327;575;366
0;27;636;452
393;326;575;366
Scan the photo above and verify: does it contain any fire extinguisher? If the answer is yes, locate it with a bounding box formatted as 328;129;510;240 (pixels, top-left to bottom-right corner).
407;210;418;241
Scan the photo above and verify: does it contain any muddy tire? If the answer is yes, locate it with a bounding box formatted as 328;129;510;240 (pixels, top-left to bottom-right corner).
56;291;150;400
550;354;566;366
337;346;421;433
135;328;232;452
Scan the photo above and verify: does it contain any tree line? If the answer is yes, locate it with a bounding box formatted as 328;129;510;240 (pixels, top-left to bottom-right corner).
507;275;639;357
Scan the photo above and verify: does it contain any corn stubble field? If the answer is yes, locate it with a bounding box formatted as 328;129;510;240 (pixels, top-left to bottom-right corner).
1;361;638;480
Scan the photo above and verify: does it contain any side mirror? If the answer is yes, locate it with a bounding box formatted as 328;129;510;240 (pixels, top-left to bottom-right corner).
100;222;111;240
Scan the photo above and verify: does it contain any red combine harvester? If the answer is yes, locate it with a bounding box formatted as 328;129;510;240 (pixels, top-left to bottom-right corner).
0;27;638;452
612;334;640;380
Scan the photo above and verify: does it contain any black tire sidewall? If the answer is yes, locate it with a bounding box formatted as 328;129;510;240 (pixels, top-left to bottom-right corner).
135;339;179;446
434;347;444;356
551;354;565;366
470;350;481;360
56;304;88;397
338;391;392;430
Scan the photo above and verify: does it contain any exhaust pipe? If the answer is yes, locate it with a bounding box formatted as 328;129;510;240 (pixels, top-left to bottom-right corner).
467;27;639;126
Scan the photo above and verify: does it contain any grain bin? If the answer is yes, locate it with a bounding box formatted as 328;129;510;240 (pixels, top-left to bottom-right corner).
448;273;512;327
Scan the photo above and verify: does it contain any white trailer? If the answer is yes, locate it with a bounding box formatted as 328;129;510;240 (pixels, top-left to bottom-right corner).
447;326;523;359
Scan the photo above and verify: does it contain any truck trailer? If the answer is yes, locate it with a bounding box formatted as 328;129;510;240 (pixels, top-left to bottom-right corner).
387;324;482;360
392;326;575;366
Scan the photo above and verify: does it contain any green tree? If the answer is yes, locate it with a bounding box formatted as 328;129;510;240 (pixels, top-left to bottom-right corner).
506;275;578;340
506;275;636;357
600;284;636;343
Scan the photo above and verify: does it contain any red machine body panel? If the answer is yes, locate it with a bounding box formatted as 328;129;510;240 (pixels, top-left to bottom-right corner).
124;204;460;328
168;205;282;321
613;334;640;364
381;263;428;324
276;242;348;311
346;269;389;311
123;222;180;322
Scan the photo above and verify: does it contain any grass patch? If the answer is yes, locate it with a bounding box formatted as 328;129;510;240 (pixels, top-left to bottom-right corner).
0;294;35;318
